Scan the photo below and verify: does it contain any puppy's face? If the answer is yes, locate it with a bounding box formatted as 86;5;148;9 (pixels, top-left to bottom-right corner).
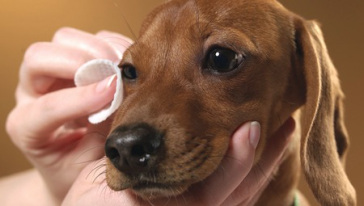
105;0;303;199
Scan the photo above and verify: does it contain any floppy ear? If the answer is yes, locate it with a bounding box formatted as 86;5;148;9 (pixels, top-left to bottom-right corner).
294;18;356;205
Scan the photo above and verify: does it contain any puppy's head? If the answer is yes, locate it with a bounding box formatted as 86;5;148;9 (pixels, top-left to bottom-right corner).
104;0;356;204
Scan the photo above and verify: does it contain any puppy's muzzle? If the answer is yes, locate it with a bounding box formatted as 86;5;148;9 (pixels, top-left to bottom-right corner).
105;123;163;175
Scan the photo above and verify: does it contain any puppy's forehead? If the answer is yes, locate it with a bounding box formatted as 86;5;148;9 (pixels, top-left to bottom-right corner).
125;0;293;74
138;0;204;46
135;0;290;50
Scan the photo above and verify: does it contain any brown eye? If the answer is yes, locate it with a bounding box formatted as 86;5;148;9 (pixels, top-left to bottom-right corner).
206;47;244;73
121;64;138;80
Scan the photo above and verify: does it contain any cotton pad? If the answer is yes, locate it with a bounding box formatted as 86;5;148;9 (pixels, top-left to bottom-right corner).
74;59;123;124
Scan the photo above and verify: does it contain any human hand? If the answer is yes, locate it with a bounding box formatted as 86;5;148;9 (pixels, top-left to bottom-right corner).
63;118;295;206
5;28;133;203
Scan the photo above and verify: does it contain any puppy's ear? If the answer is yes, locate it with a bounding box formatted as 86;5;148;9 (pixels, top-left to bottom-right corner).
294;18;356;205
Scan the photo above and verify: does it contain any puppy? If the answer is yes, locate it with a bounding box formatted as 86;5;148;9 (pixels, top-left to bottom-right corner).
104;0;356;205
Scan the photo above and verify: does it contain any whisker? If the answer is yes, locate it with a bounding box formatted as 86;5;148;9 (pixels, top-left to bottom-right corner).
173;192;179;206
88;163;106;178
93;171;106;183
121;14;137;40
145;196;156;206
83;130;108;138
162;195;172;206
179;188;188;206
70;130;108;165
86;158;106;179
101;182;111;203
72;145;105;165
108;0;137;40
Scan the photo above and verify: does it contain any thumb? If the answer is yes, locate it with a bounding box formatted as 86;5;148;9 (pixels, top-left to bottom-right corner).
96;31;133;60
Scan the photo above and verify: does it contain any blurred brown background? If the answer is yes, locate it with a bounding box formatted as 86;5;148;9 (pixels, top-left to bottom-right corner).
0;0;362;205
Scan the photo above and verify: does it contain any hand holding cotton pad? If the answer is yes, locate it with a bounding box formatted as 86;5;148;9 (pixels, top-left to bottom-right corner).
74;59;123;124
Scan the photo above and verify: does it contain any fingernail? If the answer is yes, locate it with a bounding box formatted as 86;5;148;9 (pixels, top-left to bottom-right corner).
107;74;117;88
96;74;116;93
249;121;261;149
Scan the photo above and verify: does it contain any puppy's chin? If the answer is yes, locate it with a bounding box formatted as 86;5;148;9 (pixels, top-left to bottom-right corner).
105;162;192;199
106;176;190;200
130;184;190;200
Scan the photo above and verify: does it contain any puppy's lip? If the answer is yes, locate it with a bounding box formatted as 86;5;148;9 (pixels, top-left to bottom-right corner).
132;181;175;190
130;181;190;199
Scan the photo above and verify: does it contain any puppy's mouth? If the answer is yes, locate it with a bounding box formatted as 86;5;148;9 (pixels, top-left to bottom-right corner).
132;180;186;191
133;181;172;190
126;179;190;198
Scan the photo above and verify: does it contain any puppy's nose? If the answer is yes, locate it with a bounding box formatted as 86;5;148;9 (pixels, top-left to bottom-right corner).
105;123;163;174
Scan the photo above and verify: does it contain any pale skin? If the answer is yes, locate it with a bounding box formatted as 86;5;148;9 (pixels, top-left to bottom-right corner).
0;28;294;206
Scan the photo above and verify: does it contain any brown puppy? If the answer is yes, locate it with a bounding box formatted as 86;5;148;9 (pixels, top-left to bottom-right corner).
104;0;356;205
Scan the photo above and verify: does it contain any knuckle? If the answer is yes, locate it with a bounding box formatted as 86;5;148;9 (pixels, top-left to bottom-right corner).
95;30;109;36
52;27;76;42
97;48;116;59
21;42;50;76
23;42;46;63
95;41;124;61
97;30;133;43
85;42;115;60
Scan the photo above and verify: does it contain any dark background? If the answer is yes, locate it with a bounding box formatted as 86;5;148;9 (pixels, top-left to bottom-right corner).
0;0;362;205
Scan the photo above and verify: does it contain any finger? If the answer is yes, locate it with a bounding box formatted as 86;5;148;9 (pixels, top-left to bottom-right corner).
62;160;137;206
7;75;117;147
52;27;120;62
96;31;133;60
181;122;260;205
221;117;295;206
20;42;95;95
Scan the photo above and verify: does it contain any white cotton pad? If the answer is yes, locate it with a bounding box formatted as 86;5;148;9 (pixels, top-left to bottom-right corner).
74;59;123;124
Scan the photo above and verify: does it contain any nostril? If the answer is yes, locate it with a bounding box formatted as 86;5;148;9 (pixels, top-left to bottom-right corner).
106;147;120;161
105;137;124;169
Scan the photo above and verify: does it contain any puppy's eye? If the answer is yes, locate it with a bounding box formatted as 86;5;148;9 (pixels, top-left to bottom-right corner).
121;64;138;80
206;47;244;73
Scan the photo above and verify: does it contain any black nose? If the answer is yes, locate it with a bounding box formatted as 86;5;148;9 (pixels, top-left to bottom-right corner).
105;123;163;174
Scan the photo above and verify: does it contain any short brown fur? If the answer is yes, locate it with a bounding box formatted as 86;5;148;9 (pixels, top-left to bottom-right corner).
105;0;356;205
